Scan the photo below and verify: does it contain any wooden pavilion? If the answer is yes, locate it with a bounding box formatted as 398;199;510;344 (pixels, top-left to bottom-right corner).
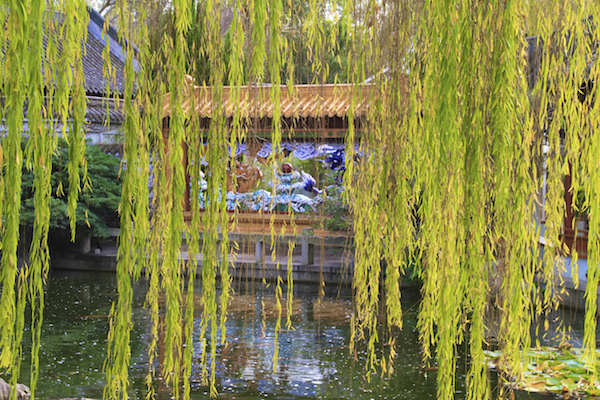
161;82;375;238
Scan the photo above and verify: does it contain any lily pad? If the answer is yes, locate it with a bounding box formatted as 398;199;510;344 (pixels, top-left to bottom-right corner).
483;347;599;398
483;350;502;359
585;388;600;396
565;366;587;375
546;377;563;386
561;378;577;392
563;359;583;367
546;384;564;392
556;352;576;361
549;362;565;370
565;373;582;381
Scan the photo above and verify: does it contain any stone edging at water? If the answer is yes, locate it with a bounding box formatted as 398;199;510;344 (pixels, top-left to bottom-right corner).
0;378;30;400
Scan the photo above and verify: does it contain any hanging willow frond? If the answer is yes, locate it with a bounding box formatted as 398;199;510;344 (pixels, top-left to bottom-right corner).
2;1;600;400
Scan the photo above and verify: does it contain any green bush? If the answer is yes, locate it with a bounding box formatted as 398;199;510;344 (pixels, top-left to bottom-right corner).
322;186;352;232
20;139;122;239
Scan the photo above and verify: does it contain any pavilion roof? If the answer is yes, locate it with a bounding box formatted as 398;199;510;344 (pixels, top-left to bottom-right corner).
162;82;377;119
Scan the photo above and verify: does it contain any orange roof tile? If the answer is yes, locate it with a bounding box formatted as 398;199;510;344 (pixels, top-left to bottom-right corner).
162;83;375;119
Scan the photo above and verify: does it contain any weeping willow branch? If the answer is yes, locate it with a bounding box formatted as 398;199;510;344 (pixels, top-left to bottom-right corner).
2;1;600;400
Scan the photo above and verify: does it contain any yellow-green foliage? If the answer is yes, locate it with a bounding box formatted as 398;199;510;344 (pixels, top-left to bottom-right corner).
2;1;600;400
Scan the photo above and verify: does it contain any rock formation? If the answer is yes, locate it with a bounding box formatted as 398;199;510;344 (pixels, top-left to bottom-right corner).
0;378;30;400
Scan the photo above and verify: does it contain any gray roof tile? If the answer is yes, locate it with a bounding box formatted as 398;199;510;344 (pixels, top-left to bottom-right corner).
40;7;132;97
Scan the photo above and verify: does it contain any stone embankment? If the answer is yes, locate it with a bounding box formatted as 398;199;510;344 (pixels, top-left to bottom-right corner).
50;233;356;285
0;379;30;400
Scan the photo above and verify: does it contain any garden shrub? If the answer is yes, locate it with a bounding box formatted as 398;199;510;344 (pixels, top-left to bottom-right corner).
20;139;122;240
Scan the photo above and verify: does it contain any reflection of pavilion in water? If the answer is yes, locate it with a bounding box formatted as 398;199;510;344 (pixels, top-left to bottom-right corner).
156;291;353;396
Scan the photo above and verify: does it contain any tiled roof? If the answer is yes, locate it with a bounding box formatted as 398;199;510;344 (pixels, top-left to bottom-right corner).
82;22;126;96
162;82;378;119
85;97;125;123
41;7;131;97
20;94;124;124
84;7;137;97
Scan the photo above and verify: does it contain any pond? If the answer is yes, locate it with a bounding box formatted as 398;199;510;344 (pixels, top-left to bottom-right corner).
13;270;578;399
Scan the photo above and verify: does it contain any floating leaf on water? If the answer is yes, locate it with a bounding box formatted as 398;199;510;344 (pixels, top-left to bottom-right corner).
545;384;564;392
563;359;583;368
484;347;598;398
566;366;587;375
533;351;556;358
522;380;547;392
546;377;563;386
528;378;547;385
483;350;502;359
556;355;575;362
538;361;550;371
565;373;582;381
585;388;600;396
561;378;577;392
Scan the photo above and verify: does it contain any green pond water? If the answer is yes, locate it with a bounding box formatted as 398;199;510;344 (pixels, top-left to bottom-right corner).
12;270;579;399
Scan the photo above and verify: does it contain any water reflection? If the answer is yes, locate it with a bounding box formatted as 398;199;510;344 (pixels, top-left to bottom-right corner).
17;270;564;399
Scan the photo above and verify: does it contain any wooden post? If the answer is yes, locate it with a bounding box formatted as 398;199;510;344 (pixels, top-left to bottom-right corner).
163;117;191;212
183;140;190;211
564;162;574;230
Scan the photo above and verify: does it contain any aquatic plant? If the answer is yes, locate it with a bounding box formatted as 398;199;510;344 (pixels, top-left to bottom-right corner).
1;1;600;400
485;347;600;397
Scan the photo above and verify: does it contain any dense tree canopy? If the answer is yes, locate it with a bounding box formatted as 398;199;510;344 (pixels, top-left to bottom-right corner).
1;1;600;399
21;139;122;239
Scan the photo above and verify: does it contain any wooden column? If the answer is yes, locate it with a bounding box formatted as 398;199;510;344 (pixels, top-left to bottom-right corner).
162;117;191;212
564;162;574;230
183;140;190;211
562;162;588;258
